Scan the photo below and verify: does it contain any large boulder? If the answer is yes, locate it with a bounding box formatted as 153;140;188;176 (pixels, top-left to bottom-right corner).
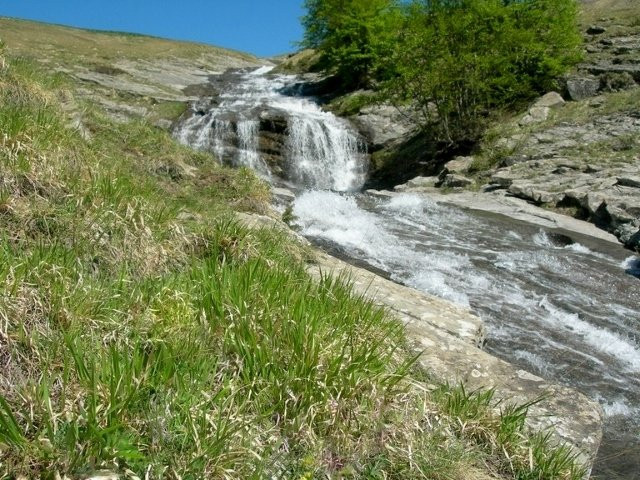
439;156;474;177
520;92;565;125
535;91;566;108
350;104;415;151
566;75;601;101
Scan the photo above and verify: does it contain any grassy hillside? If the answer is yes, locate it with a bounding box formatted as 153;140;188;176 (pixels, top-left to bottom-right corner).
0;21;587;479
0;16;256;67
579;0;640;24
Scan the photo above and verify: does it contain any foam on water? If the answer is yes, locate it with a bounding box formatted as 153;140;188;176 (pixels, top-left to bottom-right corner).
513;350;551;377
533;230;555;248
594;395;636;418
293;191;480;306
538;297;640;372
292;191;392;260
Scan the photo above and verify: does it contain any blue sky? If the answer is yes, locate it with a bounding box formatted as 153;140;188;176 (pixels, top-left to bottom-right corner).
0;1;305;57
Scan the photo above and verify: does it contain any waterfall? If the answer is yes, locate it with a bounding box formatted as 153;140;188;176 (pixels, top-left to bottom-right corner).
175;66;367;191
287;116;365;191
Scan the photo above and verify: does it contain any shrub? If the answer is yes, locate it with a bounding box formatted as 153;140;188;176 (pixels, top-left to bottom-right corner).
381;0;582;146
301;0;401;88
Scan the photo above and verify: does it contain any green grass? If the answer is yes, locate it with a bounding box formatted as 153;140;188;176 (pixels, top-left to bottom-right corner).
0;16;257;66
0;52;587;478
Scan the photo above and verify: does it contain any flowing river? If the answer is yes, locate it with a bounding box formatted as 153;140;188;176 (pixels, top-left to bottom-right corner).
176;66;640;479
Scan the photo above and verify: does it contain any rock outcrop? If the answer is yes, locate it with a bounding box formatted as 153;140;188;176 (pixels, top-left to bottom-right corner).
350;104;416;151
483;110;640;251
563;17;640;100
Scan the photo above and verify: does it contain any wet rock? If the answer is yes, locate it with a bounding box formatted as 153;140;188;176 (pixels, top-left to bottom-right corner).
365;189;396;199
627;230;640;252
271;186;296;203
546;232;575;247
566;75;601;101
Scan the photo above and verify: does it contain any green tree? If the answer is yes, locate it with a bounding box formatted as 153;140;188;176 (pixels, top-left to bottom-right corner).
301;0;400;88
382;0;582;145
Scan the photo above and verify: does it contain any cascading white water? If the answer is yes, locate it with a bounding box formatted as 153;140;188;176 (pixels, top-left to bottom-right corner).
292;190;640;478
236;119;265;175
287;117;365;191
213;119;233;161
175;66;366;191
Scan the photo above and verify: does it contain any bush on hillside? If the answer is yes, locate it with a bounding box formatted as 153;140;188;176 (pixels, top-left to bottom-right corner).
301;0;401;89
382;0;583;145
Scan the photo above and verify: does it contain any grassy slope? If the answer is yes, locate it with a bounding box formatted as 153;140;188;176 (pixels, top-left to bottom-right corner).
0;24;585;479
0;16;256;66
579;0;640;24
0;17;262;128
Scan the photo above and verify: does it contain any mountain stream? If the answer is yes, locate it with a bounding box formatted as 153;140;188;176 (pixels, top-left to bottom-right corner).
176;66;640;479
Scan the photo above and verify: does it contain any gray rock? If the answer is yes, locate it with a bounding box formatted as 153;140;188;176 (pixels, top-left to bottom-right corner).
520;106;550;125
351;105;415;150
519;93;565;126
498;155;529;168
271;187;296;203
441;174;473;188
535;91;566;108
440;156;474;176
406;176;439;189
588;63;640;82
617;176;640;189
365;189;396;199
585;193;607;215
491;170;516;188
566;75;601;101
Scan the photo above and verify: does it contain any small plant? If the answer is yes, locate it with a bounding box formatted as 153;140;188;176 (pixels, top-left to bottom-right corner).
281;204;297;226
